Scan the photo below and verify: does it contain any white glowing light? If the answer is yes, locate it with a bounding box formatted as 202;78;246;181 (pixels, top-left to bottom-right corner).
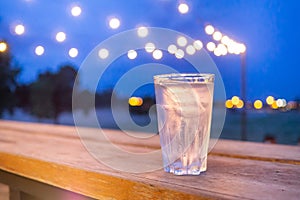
109;17;120;29
127;49;137;59
152;49;163;60
214;48;222;57
56;32;66;42
186;45;196;55
137;26;149;38
213;31;222;41
15;24;25;35
71;6;82;17
167;44;177;54
0;42;7;52
217;44;228;55
221;36;230;45
276;99;284;107
178;3;189;14
175;49;184;59
205;25;214;35
193;40;203;50
177;36;188;47
145;42;155;53
239;43;246;53
206;42;216;52
35;45;44;56
69;48;78;58
98;48;109;59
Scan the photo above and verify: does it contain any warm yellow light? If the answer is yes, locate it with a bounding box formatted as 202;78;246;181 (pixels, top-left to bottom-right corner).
236;99;244;109
69;48;78;58
109;17;120;29
193;40;203;50
56;32;66;42
167;44;177;54
127;50;137;60
152;49;163;60
128;97;143;106
35;45;44;56
266;96;274;105
254;100;263;110
213;31;222;41
0;42;8;52
271;101;278;109
137;26;148;38
186;45;196;55
206;42;216;52
177;36;188;47
145;42;155;53
14;24;25;35
231;96;240;106
98;48;109;59
217;44;228;56
225;100;233;108
205;25;214;35
71;6;82;17
178;3;189;14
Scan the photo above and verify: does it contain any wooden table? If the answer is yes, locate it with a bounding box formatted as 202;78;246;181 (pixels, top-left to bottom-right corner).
0;120;299;199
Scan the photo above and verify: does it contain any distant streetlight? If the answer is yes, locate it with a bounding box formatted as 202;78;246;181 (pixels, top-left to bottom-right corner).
205;25;248;140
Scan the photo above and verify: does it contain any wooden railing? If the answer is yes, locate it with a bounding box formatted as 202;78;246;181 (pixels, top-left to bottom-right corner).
0;120;300;199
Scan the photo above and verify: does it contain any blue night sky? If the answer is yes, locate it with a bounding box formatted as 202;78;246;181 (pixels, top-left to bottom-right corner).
0;0;300;101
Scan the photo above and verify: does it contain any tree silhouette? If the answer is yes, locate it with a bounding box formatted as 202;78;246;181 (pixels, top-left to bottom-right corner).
0;40;21;116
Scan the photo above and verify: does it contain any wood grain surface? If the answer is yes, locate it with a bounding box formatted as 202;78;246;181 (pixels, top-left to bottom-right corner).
0;120;300;199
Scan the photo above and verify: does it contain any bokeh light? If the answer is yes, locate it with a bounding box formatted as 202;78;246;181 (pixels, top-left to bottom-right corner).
35;45;44;56
186;45;196;55
231;96;240;105
137;26;149;38
55;32;66;42
175;49;184;59
221;35;230;45
145;42;155;53
152;49;163;60
213;31;222;41
271;101;278;109
71;6;82;17
193;40;203;50
68;48;78;58
178;3;189;14
14;24;25;35
254;100;263;110
205;25;214;35
206;42;216;52
98;48;109;59
177;36;188;47
0;42;8;52
239;43;246;53
225;100;233;108
127;49;137;60
128;97;143;106
266;96;274;105
167;44;177;54
237;100;244;109
108;17;120;29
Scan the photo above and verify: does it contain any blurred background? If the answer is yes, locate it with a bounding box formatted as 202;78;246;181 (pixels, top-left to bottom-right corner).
0;0;299;145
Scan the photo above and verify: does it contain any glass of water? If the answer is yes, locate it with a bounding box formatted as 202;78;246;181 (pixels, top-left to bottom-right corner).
154;73;214;175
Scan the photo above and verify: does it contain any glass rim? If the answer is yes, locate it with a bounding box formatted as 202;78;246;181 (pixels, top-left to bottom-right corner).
153;73;215;83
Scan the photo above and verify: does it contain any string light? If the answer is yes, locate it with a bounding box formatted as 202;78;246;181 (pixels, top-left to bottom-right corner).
35;45;44;56
137;26;149;38
206;42;216;52
152;49;163;60
193;40;203;50
145;42;155;53
177;36;188;47
108;17;120;29
55;32;66;42
127;49;137;59
167;44;177;54
205;25;214;35
69;48;78;58
98;48;109;59
178;3;189;14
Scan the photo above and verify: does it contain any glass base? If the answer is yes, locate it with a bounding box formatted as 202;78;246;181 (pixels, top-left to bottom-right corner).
164;161;207;175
